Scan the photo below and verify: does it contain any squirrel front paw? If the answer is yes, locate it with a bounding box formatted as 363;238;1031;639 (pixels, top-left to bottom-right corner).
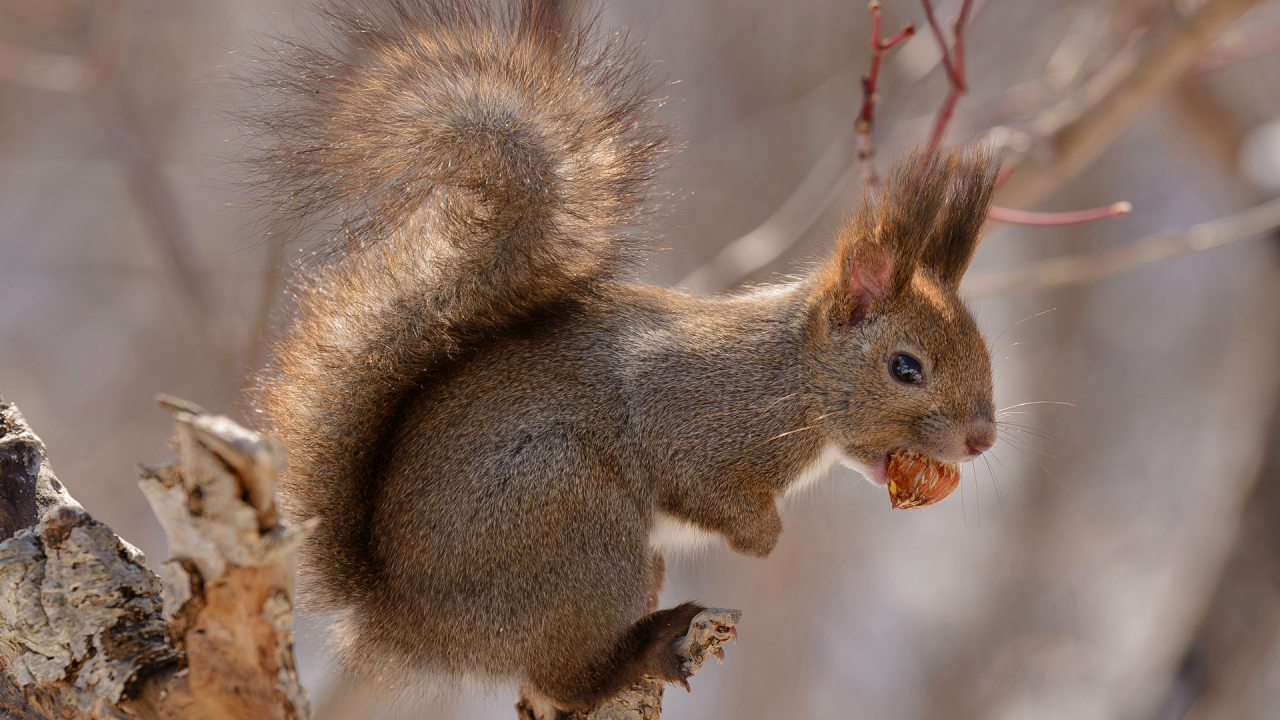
724;502;782;557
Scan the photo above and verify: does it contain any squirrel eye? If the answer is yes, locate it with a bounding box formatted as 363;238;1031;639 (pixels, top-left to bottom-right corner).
890;354;924;385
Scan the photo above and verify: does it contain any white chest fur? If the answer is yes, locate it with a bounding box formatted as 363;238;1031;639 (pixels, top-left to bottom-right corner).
781;443;846;501
648;510;717;555
648;444;848;555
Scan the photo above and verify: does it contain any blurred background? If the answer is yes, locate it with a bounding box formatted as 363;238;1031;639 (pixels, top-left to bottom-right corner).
2;0;1280;718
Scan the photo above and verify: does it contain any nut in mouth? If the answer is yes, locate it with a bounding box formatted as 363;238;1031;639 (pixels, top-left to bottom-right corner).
886;448;961;510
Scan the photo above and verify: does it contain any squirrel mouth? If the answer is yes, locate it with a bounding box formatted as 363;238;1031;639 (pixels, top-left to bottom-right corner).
884;449;961;510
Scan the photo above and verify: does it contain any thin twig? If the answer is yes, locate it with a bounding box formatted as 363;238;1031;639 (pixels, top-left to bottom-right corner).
920;0;1130;225
966;197;1280;298
677;136;859;293
988;201;1132;226
666;0;1248;293
922;0;972;151
856;1;915;186
920;0;964;88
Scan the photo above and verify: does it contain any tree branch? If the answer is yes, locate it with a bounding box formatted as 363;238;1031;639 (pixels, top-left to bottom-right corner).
996;0;1271;210
921;0;972;151
856;1;915;187
919;0;1130;224
987;201;1131;226
683;0;1207;293
0;400;84;539
560;609;742;720
0;395;312;719
677;134;859;293
965;197;1280;299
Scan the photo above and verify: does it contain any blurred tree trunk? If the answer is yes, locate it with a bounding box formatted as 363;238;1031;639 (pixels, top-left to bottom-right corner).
1154;391;1280;720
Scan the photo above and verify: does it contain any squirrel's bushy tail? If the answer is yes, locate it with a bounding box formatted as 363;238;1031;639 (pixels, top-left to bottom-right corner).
245;0;667;612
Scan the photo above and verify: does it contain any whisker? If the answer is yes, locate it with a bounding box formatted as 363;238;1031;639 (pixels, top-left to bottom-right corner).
998;401;1078;412
998;425;1068;452
997;419;1058;429
985;454;1006;520
976;463;981;526
997;419;1069;430
991;307;1057;345
991;340;1051;356
996;423;1080;456
1001;439;1071;495
757;423;824;447
998;431;1075;458
989;447;1012;477
998;430;1060;460
758;393;799;413
986;446;1006;468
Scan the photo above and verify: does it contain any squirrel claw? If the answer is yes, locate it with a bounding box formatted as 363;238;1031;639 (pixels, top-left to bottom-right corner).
675;670;691;693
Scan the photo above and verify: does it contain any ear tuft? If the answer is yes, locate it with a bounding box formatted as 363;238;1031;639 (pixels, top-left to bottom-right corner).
820;148;953;328
920;144;1001;288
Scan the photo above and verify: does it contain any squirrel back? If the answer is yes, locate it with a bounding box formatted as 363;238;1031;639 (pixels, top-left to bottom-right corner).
246;0;668;612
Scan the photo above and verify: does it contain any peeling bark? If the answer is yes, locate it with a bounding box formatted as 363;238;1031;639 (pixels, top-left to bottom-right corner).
0;395;311;719
0;506;177;716
0;398;83;538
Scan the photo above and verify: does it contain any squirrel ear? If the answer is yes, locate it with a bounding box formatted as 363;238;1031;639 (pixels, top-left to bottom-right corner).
826;150;951;326
847;240;894;304
839;239;894;326
920;146;1000;289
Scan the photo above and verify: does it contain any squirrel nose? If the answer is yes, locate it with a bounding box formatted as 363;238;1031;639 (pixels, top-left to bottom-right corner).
965;425;996;456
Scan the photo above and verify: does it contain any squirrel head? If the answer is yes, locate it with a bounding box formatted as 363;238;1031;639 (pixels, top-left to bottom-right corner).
805;146;999;481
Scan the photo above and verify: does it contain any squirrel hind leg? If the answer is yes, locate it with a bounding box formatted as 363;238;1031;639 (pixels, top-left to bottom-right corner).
515;685;570;720
628;601;708;693
530;601;709;713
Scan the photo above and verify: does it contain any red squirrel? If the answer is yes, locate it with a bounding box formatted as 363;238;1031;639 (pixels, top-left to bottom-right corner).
244;0;999;714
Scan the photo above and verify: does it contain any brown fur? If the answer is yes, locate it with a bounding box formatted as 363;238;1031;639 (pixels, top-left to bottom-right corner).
245;0;1000;712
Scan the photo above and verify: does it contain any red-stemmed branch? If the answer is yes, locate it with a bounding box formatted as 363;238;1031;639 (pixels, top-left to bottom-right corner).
922;0;971;152
856;1;915;186
918;0;1129;227
988;201;1132;226
683;0;1256;293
